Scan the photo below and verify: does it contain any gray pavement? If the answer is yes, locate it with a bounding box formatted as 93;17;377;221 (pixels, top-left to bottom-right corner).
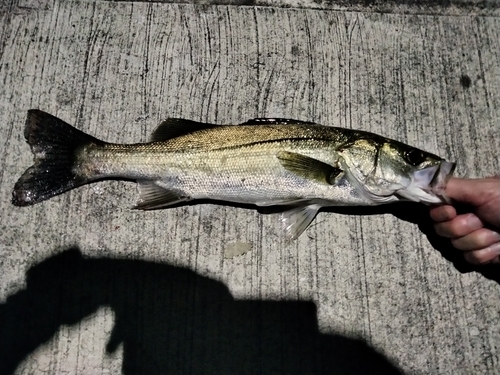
0;0;499;374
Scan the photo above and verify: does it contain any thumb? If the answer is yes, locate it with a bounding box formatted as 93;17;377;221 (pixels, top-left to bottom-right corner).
445;177;499;207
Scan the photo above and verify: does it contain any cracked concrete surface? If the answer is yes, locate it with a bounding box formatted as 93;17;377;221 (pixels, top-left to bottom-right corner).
0;0;499;374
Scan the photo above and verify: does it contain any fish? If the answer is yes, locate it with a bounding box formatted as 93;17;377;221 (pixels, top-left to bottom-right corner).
12;110;455;240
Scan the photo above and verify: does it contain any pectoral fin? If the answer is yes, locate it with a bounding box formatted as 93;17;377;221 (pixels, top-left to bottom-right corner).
277;151;342;184
281;204;321;241
134;181;190;210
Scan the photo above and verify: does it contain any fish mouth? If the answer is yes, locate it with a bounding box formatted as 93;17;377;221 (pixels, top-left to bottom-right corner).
397;161;456;204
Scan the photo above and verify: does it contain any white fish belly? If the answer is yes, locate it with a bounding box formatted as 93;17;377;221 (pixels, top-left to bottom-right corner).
153;150;372;207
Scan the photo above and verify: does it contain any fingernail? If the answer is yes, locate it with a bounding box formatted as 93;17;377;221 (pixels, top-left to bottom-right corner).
466;214;483;230
488;242;500;256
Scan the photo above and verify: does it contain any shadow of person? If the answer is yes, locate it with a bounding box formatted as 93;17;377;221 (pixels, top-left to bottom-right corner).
0;247;403;375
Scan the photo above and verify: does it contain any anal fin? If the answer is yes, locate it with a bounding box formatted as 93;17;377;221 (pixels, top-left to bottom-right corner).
134;181;190;210
255;198;310;207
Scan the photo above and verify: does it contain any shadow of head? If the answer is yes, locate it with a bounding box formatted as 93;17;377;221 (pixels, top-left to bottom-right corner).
0;247;403;375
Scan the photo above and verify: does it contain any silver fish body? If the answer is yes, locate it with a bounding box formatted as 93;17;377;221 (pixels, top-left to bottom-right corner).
13;111;455;239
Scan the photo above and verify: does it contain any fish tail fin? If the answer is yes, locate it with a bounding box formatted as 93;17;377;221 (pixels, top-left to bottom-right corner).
12;110;101;206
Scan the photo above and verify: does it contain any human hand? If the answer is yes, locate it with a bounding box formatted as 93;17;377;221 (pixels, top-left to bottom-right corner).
429;177;500;265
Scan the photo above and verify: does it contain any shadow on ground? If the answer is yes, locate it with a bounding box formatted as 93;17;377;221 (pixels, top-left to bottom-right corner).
326;202;500;284
193;198;499;284
145;197;499;283
0;247;402;375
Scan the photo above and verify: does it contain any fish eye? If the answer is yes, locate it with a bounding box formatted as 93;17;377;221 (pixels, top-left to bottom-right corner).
404;149;426;166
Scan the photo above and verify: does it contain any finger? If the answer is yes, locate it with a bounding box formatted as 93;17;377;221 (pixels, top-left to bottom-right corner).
445;177;500;207
490;256;500;265
434;213;483;238
429;205;457;223
463;242;500;265
450;228;500;251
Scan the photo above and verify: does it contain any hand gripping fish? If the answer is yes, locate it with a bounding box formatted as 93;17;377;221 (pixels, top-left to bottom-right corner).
13;110;455;240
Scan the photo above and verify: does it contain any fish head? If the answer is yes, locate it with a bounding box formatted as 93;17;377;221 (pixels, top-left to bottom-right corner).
338;137;455;205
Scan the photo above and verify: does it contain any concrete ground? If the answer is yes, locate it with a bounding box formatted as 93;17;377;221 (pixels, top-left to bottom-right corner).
0;0;499;374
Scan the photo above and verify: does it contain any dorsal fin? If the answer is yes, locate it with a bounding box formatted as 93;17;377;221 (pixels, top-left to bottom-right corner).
240;118;315;126
150;118;215;142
